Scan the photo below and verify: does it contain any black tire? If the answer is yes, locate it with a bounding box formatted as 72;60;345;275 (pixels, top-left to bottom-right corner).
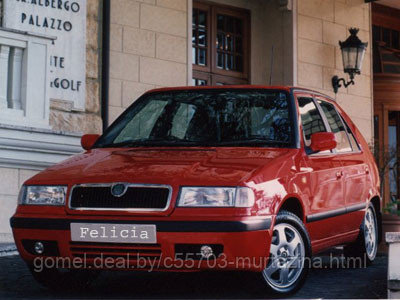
28;264;100;291
344;203;378;267
260;210;312;295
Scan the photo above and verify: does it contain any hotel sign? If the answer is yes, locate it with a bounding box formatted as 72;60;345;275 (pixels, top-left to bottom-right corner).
3;0;87;110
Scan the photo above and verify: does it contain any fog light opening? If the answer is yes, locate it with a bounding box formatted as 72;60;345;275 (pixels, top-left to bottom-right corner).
34;242;44;255
200;245;213;259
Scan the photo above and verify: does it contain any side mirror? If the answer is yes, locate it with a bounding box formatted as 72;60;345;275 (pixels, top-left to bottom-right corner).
310;132;337;152
81;134;100;150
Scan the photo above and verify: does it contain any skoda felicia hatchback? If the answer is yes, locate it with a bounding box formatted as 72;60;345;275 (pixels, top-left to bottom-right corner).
11;86;381;295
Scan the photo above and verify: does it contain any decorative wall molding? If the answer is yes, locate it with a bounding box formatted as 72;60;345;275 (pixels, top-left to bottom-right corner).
0;124;82;170
0;28;55;129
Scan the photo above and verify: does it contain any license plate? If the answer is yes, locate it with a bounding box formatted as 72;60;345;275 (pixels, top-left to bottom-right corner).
70;223;157;244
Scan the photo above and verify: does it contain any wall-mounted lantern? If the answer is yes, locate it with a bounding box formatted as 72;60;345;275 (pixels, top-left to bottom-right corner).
332;28;368;94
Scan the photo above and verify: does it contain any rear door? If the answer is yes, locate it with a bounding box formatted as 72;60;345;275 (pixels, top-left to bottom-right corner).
317;98;368;233
295;95;347;241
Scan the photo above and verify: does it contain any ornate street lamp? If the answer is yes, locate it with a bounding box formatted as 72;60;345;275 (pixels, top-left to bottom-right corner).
332;28;368;94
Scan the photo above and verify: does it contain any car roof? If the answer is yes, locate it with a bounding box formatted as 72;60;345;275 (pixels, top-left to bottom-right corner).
144;85;335;101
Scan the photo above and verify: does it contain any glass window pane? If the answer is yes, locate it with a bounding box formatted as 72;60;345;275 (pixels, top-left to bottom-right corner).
235;55;243;71
226;34;233;51
96;91;293;148
382;52;400;63
217;52;224;68
192;8;208;67
198;79;207;86
214;13;245;72
171;103;197;139
192;9;197;26
217;15;224;31
193;78;207;86
392;30;399;50
373;25;381;42
114;100;168;143
217;33;224;50
383;27;391;46
192;28;196;44
226;16;234;33
383;64;400;74
318;100;352;153
198;29;206;46
343;118;360;151
298;98;327;149
226;54;233;70
342;47;358;70
235;18;242;35
198;48;206;66
235;37;243;53
198;11;206;28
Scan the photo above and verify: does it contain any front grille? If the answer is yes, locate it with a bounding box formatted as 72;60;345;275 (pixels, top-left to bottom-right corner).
69;185;171;210
69;242;162;261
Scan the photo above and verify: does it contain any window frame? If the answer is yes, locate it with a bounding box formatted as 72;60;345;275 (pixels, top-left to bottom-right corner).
192;2;212;74
372;3;400;75
192;1;251;85
295;94;331;156
315;97;362;155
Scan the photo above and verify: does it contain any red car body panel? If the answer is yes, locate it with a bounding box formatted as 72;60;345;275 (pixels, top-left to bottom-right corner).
11;86;381;271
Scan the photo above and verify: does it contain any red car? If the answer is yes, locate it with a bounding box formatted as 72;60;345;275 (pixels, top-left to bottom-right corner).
11;86;381;294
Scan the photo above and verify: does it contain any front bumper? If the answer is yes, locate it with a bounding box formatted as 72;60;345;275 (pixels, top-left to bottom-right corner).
11;216;273;272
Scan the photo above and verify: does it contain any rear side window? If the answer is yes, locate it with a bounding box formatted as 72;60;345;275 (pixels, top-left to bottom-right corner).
317;100;352;153
297;97;327;147
343;118;361;151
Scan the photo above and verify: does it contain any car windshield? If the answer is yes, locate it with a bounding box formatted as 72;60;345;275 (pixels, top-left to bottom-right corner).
95;89;295;148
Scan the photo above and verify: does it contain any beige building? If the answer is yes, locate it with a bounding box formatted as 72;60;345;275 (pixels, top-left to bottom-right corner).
0;0;399;241
107;0;373;142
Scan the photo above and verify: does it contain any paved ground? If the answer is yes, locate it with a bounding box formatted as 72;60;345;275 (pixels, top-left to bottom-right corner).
0;243;18;257
0;253;387;299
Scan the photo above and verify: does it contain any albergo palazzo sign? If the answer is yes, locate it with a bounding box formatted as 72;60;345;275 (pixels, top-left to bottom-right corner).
3;0;87;110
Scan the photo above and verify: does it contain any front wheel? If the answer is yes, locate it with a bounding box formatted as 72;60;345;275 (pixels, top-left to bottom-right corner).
261;210;311;295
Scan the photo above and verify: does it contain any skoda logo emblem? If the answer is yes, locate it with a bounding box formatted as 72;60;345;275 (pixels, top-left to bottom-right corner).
111;183;127;197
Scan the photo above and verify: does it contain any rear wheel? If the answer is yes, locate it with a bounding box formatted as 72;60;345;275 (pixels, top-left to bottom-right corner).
261;210;311;295
344;203;378;266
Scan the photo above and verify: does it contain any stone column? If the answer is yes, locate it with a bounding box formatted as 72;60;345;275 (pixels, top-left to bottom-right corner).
387;232;400;299
8;47;23;109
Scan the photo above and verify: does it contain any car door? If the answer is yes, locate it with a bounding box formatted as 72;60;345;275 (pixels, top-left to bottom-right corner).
317;99;368;233
296;95;348;242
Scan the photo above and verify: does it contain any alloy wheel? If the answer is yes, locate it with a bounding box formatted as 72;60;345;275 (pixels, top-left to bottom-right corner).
263;223;305;290
364;207;377;260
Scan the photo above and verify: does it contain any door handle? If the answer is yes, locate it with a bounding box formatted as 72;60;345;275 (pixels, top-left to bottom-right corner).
336;171;343;179
365;167;370;175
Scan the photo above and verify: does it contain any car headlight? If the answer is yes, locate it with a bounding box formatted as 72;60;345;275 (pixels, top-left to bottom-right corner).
19;186;67;206
178;187;255;207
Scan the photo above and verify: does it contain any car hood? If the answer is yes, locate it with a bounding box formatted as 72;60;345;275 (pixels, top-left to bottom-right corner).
27;147;297;186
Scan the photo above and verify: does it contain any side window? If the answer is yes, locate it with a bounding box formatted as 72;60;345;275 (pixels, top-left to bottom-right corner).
297;97;327;148
317;100;352;153
342;118;361;151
